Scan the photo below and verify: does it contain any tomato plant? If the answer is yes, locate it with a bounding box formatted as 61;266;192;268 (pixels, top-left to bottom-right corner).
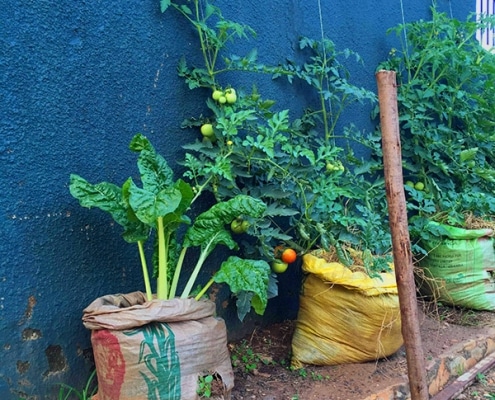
379;7;495;253
161;0;392;276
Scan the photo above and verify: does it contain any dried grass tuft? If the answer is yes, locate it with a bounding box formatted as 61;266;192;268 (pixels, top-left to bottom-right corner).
463;212;495;230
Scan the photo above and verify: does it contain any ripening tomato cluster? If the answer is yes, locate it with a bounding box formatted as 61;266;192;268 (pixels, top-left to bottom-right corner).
271;247;297;274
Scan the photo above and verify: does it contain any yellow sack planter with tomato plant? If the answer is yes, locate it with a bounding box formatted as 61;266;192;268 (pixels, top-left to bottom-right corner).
291;250;403;368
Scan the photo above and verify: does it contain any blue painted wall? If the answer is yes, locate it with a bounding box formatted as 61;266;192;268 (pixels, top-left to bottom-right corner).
0;1;472;398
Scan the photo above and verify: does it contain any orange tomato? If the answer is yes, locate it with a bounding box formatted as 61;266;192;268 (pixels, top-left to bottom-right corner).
281;248;297;264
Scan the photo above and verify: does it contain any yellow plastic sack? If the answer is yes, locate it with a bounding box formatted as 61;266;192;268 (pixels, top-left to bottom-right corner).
291;251;403;368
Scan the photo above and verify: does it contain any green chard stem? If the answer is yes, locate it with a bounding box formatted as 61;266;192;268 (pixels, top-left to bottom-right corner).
180;239;215;299
169;246;188;299
194;277;215;301
156;216;168;300
137;240;153;301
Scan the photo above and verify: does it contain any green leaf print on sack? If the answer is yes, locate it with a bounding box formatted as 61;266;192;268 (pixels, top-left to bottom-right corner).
126;323;181;399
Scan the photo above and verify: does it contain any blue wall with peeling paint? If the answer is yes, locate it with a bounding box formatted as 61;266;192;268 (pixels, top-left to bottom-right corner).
0;1;472;398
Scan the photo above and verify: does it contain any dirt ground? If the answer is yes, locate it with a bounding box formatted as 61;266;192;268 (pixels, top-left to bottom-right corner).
224;301;495;400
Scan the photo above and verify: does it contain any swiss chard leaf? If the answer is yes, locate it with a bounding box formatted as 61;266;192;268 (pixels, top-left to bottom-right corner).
168;179;194;222
213;256;270;319
134;138;175;194
235;291;254;322
183;195;266;252
69;174;149;243
69;174;126;224
128;180;182;226
121;178;151;243
129;133;154;152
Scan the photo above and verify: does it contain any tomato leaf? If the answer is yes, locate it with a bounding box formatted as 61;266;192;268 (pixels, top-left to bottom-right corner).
459;147;478;162
159;0;171;13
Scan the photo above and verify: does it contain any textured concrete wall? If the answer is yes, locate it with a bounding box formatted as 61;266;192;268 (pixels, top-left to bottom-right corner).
0;0;472;398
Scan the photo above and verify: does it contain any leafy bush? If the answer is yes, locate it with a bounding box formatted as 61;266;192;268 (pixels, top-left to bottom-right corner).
379;7;495;248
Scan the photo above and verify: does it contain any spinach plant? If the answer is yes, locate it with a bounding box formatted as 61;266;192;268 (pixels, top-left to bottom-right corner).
70;134;271;321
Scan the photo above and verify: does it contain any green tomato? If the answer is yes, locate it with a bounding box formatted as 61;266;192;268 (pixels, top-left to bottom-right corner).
326;162;344;172
241;220;250;231
212;90;223;101
414;182;425;191
200;123;214;137
230;218;247;234
405;181;415;188
218;96;227;104
271;260;288;274
225;90;237;104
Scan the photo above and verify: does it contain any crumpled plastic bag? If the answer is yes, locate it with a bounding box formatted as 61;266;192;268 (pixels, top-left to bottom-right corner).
418;221;495;310
291;251;403;368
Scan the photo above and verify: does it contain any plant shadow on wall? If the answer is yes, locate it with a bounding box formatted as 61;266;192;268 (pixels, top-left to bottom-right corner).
161;0;393;277
377;7;495;312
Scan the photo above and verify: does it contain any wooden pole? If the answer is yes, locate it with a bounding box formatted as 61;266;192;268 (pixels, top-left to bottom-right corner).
376;70;429;400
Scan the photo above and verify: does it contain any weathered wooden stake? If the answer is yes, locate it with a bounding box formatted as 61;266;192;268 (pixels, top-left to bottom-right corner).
376;70;429;400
